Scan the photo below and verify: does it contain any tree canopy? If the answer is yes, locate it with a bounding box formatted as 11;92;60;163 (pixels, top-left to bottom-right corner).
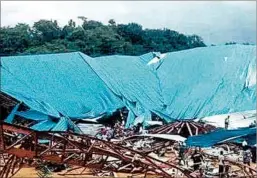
0;18;207;57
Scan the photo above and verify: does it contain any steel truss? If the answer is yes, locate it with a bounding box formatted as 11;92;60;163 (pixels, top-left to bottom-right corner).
150;121;216;137
0;122;195;178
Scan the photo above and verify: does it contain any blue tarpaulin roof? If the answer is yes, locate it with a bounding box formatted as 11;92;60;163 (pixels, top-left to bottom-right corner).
230;132;256;146
186;127;256;147
90;54;169;127
29;116;82;133
30;119;57;131
5;103;20;124
1;52;124;119
16;110;50;121
1;44;256;131
156;45;256;120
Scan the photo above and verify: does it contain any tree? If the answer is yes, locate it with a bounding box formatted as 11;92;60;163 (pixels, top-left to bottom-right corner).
108;19;116;26
187;35;206;48
61;19;76;39
0;18;208;57
77;16;87;22
82;20;103;30
117;23;143;44
68;19;76;27
32;20;61;42
0;23;31;55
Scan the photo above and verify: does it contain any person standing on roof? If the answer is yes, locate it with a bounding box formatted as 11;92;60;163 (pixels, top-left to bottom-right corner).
224;116;230;129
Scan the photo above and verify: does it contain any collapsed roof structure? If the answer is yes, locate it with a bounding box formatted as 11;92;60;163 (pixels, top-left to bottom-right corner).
1;45;256;133
0;44;256;178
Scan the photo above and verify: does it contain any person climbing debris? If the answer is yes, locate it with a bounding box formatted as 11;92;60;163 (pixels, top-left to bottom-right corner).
224;116;230;129
191;149;204;171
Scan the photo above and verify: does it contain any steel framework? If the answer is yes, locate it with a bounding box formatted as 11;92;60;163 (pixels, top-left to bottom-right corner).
150;121;216;137
0;122;195;178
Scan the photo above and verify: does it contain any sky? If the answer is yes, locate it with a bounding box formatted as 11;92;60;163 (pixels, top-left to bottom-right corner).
1;1;256;45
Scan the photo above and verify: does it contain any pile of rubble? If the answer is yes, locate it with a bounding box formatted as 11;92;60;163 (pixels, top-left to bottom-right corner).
1;119;256;178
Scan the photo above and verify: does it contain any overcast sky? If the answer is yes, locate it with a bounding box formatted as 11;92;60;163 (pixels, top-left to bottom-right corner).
1;1;256;45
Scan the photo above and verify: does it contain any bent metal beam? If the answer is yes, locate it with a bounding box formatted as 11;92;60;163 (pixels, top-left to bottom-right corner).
0;121;194;178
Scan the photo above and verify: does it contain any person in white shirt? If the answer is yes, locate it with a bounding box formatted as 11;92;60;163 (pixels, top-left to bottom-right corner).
242;139;248;151
139;125;143;134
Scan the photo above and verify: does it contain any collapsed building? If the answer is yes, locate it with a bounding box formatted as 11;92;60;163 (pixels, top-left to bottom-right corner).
0;44;256;177
1;44;256;129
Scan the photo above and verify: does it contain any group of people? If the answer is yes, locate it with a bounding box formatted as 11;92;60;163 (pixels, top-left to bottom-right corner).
176;139;256;177
177;143;204;171
96;121;146;141
179;145;230;177
177;143;207;177
96;125;114;141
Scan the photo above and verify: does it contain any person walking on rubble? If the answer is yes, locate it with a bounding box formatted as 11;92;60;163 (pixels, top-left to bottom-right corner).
243;148;252;166
251;145;256;163
191;148;204;171
243;148;252;174
218;151;225;178
224;116;230;129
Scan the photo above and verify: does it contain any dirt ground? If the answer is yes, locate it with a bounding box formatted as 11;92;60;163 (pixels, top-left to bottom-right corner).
12;156;256;178
13;167;147;178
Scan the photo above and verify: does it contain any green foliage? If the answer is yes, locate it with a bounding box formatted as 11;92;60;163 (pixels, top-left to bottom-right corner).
32;20;62;42
0;18;207;57
0;23;31;55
